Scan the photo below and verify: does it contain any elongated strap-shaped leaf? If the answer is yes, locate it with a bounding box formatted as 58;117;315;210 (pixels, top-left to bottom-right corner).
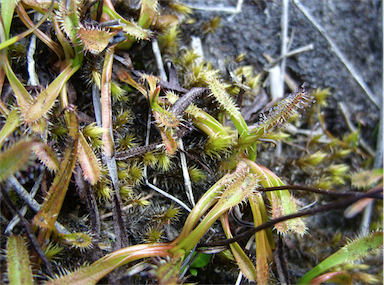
101;49;115;158
0;108;22;148
208;77;249;136
221;213;257;282
0;0;55;50
2;56;33;113
0;140;33;182
32;109;78;229
46;244;174;285
171;163;259;254
78;131;101;185
249;193;271;284
242;158;307;235
297;231;383;284
16;4;64;60
172;161;249;244
6;235;34;285
24;64;78;123
1;0;17;40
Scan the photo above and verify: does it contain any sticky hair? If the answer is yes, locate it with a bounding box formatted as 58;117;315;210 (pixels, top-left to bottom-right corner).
258;83;314;131
208;77;243;122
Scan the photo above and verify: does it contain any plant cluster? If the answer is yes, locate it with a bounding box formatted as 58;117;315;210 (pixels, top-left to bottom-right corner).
0;0;382;284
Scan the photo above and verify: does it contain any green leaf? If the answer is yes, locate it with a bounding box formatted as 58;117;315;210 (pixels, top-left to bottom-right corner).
6;235;34;285
190;253;210;269
297;231;383;284
1;0;17;40
189;268;198;277
46;244;174;285
0;108;22;148
208;77;249;136
138;0;158;29
24;64;79;123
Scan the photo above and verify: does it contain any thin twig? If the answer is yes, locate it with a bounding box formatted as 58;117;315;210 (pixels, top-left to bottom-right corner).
280;0;289;91
145;178;192;213
7;175;70;234
257;185;378;197
187;0;243;14
266;44;314;69
5;172;43;234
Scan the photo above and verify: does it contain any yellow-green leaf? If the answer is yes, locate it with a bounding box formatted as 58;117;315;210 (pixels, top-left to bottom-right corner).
221;213;257;282
24;64;78;123
0;108;22;148
0;140;33;182
6;235;34;285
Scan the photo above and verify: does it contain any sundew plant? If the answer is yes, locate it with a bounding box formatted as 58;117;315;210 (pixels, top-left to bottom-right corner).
0;0;382;284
